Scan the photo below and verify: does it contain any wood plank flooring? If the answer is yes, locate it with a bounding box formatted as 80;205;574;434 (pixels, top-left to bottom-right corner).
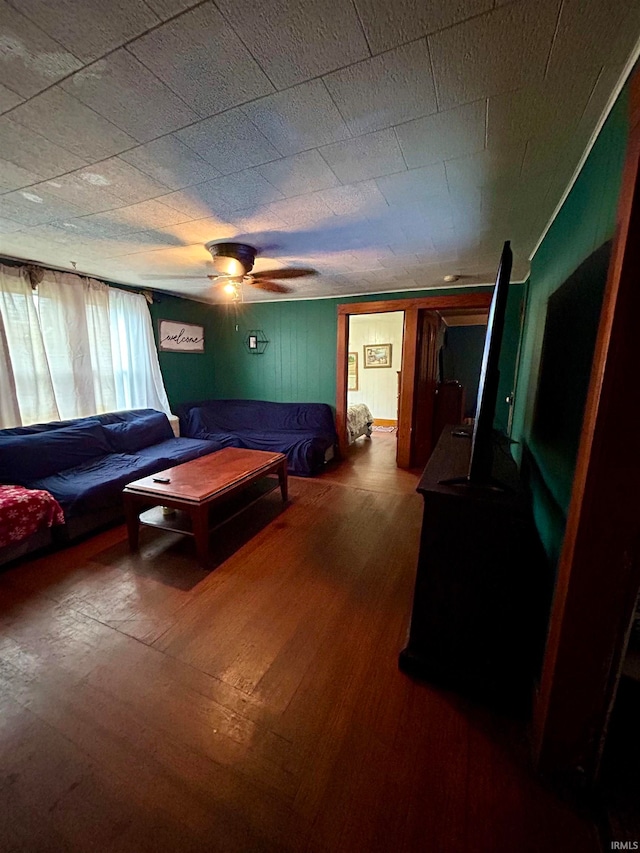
0;434;599;852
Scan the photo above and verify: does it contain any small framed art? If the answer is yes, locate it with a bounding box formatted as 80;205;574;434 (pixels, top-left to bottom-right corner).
364;343;392;368
348;352;358;390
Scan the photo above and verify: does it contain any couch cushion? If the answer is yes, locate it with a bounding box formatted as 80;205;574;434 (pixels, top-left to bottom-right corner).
179;399;336;437
103;411;173;452
227;429;334;476
0;420;111;485
28;453;165;515
133;437;223;465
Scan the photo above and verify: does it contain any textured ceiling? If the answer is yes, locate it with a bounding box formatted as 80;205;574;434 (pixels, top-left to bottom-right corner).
0;0;639;302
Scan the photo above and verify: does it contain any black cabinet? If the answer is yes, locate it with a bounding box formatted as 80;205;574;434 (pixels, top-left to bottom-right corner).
399;429;546;704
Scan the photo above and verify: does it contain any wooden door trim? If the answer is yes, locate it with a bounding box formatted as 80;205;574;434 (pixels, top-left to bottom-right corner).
336;293;492;467
337;293;492;317
533;68;640;782
397;308;419;468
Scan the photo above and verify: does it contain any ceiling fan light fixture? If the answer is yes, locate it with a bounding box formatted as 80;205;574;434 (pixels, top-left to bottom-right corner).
216;256;245;276
205;241;257;277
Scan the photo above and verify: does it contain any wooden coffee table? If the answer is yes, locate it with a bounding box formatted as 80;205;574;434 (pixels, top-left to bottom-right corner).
123;448;288;565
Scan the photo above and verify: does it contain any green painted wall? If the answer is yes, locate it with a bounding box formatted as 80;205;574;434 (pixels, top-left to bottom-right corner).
152;282;524;436
510;86;629;565
148;293;218;409
203;286;524;431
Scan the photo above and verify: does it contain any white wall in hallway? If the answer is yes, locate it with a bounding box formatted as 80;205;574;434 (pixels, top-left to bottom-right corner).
347;311;404;420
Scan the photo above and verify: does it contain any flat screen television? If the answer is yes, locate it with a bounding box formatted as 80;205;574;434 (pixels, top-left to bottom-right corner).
467;240;513;483
441;240;513;488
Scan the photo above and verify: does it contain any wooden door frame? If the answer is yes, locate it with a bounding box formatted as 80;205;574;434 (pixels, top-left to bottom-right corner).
336;293;493;466
533;68;640;783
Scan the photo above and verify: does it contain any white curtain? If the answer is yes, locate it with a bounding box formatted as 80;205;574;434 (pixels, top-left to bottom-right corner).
0;264;170;428
0;264;58;427
108;287;170;415
37;271;117;419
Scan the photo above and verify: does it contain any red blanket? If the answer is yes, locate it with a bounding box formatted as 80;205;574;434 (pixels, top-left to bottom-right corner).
0;485;64;549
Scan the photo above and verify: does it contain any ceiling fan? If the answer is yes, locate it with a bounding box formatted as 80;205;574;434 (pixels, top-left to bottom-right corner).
142;241;317;297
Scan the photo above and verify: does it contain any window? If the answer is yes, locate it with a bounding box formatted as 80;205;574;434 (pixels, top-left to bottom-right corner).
0;264;170;428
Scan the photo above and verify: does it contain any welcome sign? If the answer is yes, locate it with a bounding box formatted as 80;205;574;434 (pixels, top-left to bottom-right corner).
158;320;205;353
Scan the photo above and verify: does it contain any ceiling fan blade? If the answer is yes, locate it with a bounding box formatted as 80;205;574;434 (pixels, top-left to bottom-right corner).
252;267;317;280
249;279;293;294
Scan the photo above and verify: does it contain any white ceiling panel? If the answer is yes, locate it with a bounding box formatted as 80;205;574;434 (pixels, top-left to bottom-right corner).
158;216;238;246
319;129;406;184
32;174;124;214
429;0;561;111
0;158;43;193
51;214;147;240
127;3;274;118
546;0;640;82
262;193;335;227
256;151;339;198
162;171;284;220
119;136;220;191
376;164;448;206
15;222;93;247
1;230;84;264
486;70;601;154
316;180;389;217
0;0;82;98
176;109;280;174
395;100;486;169
324;40;437;136
242;80;350;157
446;146;525;194
0;116;86;179
0;187;83;226
13;0;159;63
214;0;370;89
77;230;185;259
103;199;192;230
0;0;638;301
143;0;201;21
0;215;25;233
8;87;136;161
0;83;23;114
60;50;198;143
225;205;287;236
354;0;492;58
72;158;171;205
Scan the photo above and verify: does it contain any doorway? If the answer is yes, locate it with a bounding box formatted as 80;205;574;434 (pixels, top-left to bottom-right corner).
336;294;493;469
347;310;404;456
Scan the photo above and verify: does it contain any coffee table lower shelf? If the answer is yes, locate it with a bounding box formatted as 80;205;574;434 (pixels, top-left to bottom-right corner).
137;477;280;538
123;449;288;566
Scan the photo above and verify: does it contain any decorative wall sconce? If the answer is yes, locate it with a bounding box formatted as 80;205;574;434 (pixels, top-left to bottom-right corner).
244;329;269;354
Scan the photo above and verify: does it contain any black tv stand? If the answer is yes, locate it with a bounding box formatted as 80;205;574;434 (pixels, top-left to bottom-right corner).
450;428;471;438
399;427;542;703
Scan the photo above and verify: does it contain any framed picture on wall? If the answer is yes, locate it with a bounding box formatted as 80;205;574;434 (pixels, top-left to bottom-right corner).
364;343;392;368
158;319;205;352
348;352;358;390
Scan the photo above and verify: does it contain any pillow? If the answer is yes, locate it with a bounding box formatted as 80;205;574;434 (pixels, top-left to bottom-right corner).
0;420;111;484
103;411;173;453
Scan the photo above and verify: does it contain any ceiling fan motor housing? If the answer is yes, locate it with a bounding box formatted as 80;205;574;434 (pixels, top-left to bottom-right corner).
205;241;257;276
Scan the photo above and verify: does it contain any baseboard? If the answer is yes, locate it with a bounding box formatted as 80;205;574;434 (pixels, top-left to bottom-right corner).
374;418;397;427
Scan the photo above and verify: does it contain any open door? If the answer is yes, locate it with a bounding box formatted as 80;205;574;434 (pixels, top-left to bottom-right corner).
533;68;640;784
408;311;442;468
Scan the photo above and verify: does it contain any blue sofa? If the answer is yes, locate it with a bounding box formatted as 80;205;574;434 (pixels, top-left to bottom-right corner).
177;399;337;477
0;409;221;542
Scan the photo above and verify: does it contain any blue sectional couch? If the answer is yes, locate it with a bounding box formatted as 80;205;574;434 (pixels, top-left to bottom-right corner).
177;399;337;477
0;409;221;542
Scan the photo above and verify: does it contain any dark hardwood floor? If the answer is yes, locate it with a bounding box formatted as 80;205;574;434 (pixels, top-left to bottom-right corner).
0;433;599;852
